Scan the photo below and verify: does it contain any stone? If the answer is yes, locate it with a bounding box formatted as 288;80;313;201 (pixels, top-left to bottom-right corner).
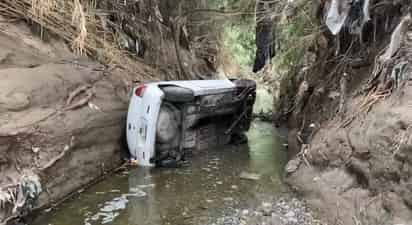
261;202;273;216
285;211;296;218
241;209;249;216
328;91;340;99
271;213;284;225
239;172;261;180
285;158;301;174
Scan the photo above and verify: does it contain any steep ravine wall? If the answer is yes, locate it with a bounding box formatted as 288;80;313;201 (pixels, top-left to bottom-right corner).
0;21;131;224
279;1;412;224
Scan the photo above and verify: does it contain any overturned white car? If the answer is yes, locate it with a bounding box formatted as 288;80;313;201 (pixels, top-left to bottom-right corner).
126;79;256;167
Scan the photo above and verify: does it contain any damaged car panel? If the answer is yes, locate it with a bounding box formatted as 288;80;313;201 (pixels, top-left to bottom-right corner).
126;79;256;167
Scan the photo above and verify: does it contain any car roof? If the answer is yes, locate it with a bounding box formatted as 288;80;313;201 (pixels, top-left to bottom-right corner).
149;79;236;96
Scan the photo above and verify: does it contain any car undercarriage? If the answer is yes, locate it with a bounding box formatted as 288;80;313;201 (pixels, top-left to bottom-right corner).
152;80;256;167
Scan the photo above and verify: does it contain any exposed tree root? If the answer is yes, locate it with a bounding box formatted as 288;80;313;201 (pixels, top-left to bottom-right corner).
64;85;94;111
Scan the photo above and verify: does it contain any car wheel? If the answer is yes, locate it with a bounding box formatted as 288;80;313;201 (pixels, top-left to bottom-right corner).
160;86;195;103
156;103;181;144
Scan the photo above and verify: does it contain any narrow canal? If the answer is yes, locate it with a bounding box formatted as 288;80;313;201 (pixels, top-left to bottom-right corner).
32;121;288;225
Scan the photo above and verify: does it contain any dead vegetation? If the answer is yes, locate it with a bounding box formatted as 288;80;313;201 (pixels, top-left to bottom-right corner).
2;0;159;80
276;0;412;127
0;0;192;80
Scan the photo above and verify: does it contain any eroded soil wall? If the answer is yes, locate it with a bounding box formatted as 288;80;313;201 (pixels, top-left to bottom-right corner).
0;19;138;224
280;1;412;224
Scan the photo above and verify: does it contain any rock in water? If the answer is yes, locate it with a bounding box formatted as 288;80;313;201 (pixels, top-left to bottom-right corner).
261;202;273;216
239;172;261;180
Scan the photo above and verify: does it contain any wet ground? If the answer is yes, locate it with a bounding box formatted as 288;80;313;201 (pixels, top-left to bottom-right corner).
31;121;290;225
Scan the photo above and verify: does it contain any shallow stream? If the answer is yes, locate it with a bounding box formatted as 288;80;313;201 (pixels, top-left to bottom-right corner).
32;121;288;225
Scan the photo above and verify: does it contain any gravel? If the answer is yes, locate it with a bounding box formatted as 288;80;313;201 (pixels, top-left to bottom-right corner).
212;197;325;225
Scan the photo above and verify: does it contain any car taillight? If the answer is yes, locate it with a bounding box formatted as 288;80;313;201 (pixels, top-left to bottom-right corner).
135;84;147;97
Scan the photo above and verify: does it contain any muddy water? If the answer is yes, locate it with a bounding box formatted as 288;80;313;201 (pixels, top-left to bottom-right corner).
32;121;288;225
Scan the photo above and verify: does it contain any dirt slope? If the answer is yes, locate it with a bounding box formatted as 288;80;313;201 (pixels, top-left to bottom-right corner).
0;20;140;224
279;1;412;224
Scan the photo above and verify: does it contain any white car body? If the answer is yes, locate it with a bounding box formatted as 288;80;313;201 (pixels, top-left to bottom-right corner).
126;80;237;167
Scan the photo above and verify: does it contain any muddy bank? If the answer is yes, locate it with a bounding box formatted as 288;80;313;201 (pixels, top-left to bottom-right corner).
279;1;412;224
287;84;412;224
0;20;137;224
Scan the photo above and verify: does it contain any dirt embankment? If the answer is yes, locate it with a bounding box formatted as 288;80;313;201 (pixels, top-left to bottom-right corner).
278;1;412;224
0;20;138;224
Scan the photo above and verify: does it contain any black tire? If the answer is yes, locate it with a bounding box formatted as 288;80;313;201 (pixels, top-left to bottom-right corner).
160;86;195;103
156;103;181;144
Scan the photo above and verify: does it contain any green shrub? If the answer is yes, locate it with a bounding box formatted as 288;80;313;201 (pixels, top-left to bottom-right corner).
223;23;256;68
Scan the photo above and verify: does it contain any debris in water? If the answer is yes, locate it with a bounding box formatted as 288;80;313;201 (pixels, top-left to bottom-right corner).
129;158;139;166
43;208;52;212
239;172;261;180
202;168;212;172
100;197;128;212
122;191;146;198
85;196;128;225
128;188;147;197
137;184;155;189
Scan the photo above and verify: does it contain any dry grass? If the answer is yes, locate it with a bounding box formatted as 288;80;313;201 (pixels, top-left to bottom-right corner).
0;0;155;80
71;0;87;55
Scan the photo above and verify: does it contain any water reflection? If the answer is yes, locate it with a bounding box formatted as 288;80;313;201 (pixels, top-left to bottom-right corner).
127;168;162;225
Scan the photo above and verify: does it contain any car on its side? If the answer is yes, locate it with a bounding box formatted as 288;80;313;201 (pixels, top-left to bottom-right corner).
126;79;256;167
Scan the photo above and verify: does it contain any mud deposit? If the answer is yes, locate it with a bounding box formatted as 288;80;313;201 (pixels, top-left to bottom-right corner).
30;121;296;225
